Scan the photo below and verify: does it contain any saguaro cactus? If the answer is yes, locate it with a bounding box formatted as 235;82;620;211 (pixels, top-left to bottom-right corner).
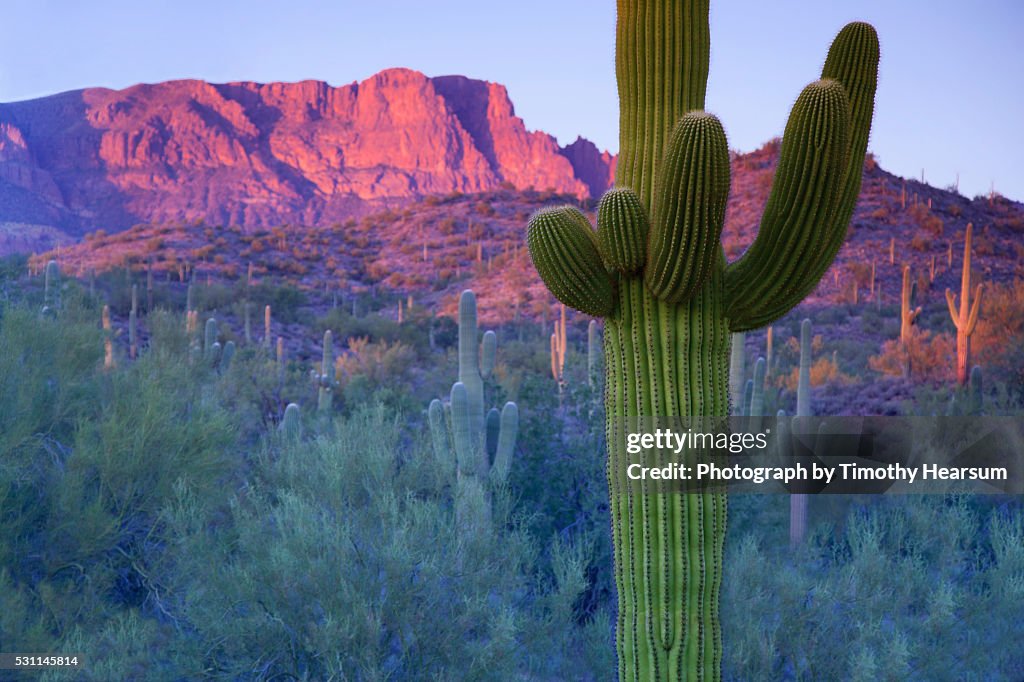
316;330;337;412
264;305;272;350
900;265;921;346
946;223;983;385
429;290;518;534
102;305;114;370
551;304;567;386
43;259;60;312
790;318;813;548
526;7;878;677
729;332;746;415
129;284;138;360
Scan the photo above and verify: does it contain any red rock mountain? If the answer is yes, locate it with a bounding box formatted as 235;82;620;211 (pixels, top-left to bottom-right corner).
0;68;614;247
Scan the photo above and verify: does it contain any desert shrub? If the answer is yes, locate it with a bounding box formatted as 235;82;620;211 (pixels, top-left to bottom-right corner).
722;495;1024;680
161;405;613;680
869;331;954;383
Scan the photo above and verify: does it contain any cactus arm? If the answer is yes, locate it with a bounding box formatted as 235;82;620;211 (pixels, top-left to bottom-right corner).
597;187;649;273
481;330;496;379
644;112;730;303
485;407;500;461
527;207;615;317
491;402;518;482
945;288;960;326
724;79;851;330
725;24;879;331
965;284;983;334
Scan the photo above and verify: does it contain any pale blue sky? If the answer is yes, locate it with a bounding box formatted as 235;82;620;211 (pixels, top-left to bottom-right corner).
1;1;1020;200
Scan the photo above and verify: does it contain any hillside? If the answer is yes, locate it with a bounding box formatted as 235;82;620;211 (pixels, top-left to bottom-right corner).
33;142;1024;322
0;69;614;252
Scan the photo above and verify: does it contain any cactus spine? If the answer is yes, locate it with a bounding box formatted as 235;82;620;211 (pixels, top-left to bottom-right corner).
946;223;983;385
527;9;877;675
428;290;518;536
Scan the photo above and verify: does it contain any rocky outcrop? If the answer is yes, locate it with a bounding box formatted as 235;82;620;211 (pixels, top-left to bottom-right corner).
0;69;615;244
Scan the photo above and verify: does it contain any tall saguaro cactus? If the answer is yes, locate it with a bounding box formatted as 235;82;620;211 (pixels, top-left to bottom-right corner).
526;5;878;678
946;222;983;385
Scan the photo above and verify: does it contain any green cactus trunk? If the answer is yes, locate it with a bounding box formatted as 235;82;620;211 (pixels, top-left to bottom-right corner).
604;276;730;680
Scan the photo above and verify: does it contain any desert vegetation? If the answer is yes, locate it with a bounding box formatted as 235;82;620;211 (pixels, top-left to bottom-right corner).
2;254;1023;679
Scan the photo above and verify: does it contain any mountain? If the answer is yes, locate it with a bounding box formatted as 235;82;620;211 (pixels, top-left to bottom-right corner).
0;68;614;252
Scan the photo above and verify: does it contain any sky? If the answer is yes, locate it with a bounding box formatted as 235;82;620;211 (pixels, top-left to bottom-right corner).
0;1;1021;201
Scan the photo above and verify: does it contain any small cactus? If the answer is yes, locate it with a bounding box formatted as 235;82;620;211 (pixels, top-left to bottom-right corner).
316;330;337;412
729;332;746;415
102;305;114;370
204;318;219;363
280;403;302;440
550;304;567;386
264;305;272;350
221;340;235;373
44;259;60;311
129;284;138;360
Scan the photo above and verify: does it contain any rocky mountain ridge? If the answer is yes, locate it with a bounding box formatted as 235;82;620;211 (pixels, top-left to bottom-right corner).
0;68;615;252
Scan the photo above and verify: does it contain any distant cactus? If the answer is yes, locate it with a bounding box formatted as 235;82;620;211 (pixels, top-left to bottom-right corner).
428;290;518;535
264;305;272;350
797;319;812;418
791;318;813;548
900;265;922;346
765;325;774;380
102;305;114;370
550;304;567;386
129;284;138;360
204;318;219;364
316;330;337;412
946;223;983;385
280;403;302;440
748;357;766;430
44;259;60;311
221;341;235;373
730;332;747;415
